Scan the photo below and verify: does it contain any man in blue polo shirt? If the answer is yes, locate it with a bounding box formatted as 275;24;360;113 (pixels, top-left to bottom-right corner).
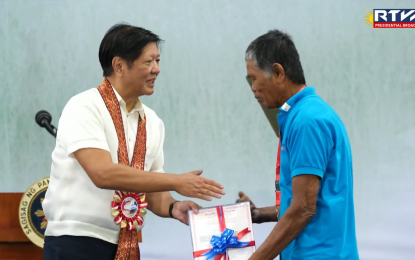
242;30;359;260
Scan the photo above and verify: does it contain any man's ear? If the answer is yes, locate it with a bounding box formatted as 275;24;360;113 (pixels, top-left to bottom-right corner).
272;63;286;84
112;57;124;76
272;63;285;77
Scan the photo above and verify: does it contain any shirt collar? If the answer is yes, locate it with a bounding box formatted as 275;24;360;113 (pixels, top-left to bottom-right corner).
111;86;145;119
279;86;316;113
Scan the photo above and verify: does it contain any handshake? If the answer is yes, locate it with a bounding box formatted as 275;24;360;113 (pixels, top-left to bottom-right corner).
171;170;278;225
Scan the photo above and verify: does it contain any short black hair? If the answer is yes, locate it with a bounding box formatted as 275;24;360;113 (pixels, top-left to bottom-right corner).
99;23;162;76
245;29;306;85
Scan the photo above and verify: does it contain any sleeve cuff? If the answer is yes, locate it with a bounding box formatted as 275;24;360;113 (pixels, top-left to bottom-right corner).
150;168;164;173
66;139;110;157
291;167;324;179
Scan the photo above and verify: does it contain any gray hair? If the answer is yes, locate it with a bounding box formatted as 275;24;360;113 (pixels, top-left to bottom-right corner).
245;29;306;85
245;49;272;79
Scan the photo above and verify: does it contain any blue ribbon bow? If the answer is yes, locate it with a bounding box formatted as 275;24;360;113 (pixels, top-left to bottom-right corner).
202;228;251;260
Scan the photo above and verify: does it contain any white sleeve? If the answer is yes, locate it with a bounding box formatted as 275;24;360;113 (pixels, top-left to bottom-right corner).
57;95;110;157
149;120;165;173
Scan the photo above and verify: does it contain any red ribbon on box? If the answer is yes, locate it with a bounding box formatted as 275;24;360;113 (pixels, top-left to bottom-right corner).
193;206;255;260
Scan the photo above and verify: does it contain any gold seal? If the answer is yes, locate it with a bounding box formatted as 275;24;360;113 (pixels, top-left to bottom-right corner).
18;177;49;248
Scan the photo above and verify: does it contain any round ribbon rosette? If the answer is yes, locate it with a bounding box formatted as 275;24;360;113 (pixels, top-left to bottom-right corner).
111;191;148;230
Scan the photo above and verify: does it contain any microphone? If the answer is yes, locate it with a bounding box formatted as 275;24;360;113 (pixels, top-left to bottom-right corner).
35;110;57;138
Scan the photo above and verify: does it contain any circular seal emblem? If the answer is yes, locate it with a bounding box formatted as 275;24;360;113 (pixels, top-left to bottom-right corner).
121;197;139;218
19;177;49;248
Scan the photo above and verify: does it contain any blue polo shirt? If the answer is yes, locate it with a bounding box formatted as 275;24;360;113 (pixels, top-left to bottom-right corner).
277;87;359;260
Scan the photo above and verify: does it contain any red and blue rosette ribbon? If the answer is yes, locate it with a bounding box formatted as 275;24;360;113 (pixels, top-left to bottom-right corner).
111;191;148;230
193;206;255;260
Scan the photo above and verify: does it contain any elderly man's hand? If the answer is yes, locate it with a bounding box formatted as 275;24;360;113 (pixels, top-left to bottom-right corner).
236;191;261;223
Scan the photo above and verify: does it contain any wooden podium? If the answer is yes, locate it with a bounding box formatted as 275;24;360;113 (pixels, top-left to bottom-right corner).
0;193;142;260
0;193;43;260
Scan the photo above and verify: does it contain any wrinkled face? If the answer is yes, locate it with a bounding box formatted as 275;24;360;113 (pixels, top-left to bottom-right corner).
123;42;160;96
246;60;284;109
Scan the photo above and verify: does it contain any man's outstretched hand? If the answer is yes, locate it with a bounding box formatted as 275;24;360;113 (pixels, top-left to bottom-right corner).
237;191;280;224
237;191;256;210
175;170;225;201
237;191;261;222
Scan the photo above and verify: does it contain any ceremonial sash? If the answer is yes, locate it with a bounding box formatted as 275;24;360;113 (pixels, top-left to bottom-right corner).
275;85;306;207
98;78;147;260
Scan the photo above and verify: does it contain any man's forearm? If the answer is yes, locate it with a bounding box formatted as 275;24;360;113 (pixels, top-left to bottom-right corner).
97;164;177;193
146;192;176;218
249;206;313;260
253;206;280;223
